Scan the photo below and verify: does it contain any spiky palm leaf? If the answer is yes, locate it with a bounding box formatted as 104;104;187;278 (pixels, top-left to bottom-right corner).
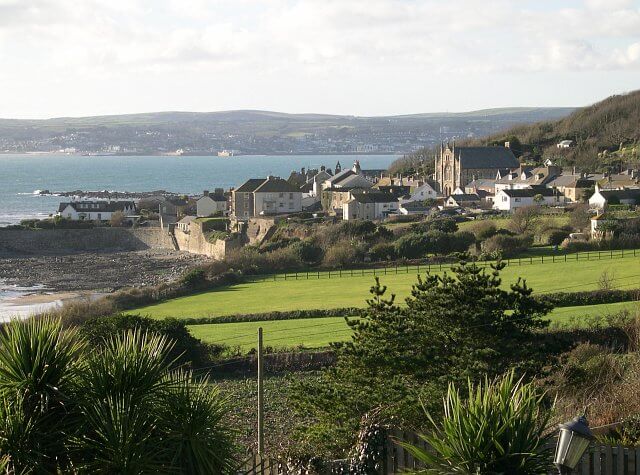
402;371;552;475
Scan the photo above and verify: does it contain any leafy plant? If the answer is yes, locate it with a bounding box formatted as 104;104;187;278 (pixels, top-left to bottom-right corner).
402;371;553;475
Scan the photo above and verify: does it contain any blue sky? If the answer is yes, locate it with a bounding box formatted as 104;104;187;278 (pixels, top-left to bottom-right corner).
0;0;639;118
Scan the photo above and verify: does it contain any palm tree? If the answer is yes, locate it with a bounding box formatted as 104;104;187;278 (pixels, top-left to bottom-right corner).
0;318;236;474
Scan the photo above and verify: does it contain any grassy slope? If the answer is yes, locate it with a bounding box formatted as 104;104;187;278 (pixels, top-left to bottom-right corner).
136;254;640;319
191;301;640;350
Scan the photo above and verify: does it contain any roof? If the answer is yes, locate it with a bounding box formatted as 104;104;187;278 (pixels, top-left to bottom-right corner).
350;191;397;204
333;174;373;189
235;178;267;193
58;201;135;213
178;215;196;224
447;193;480;202
400;200;432;211
598;189;640;200
326;169;355;185
454;146;519;169
466;178;496;189
254;177;300;193
501;188;558;198
163;196;190;206
198;194;226;202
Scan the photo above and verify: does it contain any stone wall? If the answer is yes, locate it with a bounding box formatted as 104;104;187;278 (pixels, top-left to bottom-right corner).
0;227;173;255
245;217;278;245
174;224;242;259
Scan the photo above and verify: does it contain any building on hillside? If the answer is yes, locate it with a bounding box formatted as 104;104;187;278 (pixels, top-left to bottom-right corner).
398;182;438;204
196;190;228;217
547;174;600;203
232;176;302;219
434;143;519;196
464;178;496;195
398;200;434;216
444;193;482;209
588;187;640;209
159;196;194;217
343;191;398;220
57;200;136;221
557;140;574;148
590;213;617;240
494;166;561;193
176;215;196;233
493;188;564;212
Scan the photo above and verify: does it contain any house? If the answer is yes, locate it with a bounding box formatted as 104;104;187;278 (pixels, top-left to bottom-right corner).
493;188;564;212
399;182;438;203
57;201;136;221
232;176;303;218
398;200;433;216
159;196;194;217
444;193;482;208
494;166;561;193
557;140;574;149
547;174;599;203
590;214;617;240
176;215;196;233
343;191;399;221
589;187;640;209
464;178;496;195
196;190;228;217
434;142;519;196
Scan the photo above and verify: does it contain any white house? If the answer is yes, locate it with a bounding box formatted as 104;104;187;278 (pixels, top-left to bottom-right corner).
557;140;574;149
196;192;228;217
444;193;481;208
57;201;136;221
398;200;432;215
493;188;564;212
343;191;398;220
588;187;640;209
400;182;438;203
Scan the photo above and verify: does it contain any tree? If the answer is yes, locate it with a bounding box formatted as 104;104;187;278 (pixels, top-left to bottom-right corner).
110;210;126;227
0;318;237;473
290;262;552;456
509;205;541;235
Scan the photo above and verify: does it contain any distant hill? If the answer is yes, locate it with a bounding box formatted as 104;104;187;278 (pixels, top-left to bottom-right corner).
0;107;574;156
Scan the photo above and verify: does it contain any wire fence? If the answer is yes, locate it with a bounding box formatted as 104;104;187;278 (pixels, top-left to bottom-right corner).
245;248;640;283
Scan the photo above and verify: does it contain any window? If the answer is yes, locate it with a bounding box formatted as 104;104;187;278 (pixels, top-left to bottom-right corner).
279;193;284;198
289;193;293;199
97;214;102;220
502;196;507;202
514;198;521;202
289;202;294;209
279;202;284;207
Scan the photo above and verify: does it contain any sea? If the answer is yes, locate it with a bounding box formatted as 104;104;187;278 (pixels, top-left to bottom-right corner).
0;153;398;226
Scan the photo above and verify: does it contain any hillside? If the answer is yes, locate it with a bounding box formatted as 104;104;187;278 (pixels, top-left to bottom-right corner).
469;91;640;170
0;107;573;156
391;90;640;174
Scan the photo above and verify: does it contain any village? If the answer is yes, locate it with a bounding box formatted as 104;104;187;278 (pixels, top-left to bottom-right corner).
53;140;640;260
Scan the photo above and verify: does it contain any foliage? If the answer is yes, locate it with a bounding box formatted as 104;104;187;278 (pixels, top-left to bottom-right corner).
509;206;541;235
179;267;207;288
0;318;237;473
402;371;552;475
290;262;552;456
481;234;533;257
410;217;458;234
547;230;570;246
290;239;324;265
109;210;126;227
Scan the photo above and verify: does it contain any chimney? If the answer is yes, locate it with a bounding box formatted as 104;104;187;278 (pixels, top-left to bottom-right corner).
214;188;223;196
203;190;209;196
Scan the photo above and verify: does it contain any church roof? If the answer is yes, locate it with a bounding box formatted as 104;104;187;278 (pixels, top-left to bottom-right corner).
454;146;519;169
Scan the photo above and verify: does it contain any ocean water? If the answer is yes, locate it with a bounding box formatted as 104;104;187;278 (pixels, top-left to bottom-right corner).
0;154;397;226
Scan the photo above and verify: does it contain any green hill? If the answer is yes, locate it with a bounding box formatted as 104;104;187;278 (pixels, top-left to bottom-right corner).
391;90;640;174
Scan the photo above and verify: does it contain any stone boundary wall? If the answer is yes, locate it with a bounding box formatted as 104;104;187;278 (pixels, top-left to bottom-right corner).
0;228;173;255
174;224;242;259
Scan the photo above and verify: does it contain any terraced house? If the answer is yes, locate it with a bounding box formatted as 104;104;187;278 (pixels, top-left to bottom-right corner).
232;176;302;219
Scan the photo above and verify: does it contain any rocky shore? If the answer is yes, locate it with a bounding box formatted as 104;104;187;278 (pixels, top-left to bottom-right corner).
36;189;183;200
0;249;209;292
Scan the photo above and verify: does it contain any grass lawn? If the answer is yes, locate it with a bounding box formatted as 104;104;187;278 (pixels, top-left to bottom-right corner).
136;254;640;319
189;300;640;350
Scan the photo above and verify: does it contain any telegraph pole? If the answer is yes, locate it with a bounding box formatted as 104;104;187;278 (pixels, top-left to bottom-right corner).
257;327;264;455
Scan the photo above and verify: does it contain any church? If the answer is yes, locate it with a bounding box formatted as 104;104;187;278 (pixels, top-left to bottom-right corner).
434;142;519;196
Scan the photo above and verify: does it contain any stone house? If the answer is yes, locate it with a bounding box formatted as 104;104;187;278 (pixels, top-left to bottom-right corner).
232;177;302;219
196;191;228;217
343;191;398;221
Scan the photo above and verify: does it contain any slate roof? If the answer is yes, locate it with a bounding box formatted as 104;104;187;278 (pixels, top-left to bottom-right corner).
235;178;267;193
599;189;640;200
454;147;519;169
326;169;355;185
198;194;227;202
400;200;432;211
350;191;397;204
254;177;300;193
447;193;481;202
501;188;558;198
58;201;135;213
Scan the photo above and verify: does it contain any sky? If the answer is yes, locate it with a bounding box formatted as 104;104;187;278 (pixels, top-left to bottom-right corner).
1;0;640;119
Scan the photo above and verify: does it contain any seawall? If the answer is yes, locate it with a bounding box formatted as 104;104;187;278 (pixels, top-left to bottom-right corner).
0;228;174;255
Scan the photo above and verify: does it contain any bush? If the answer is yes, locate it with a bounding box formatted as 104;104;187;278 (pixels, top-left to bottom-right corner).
179;268;207;288
402;371;552;474
370;242;396;261
291;239;324;265
410;217;458;234
547;230;570;246
0;318;237;473
481;234;533;257
323;242;362;267
469;220;498;240
394;233;429;259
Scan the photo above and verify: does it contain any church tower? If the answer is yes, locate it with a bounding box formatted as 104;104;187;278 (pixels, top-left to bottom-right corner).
335;161;342;174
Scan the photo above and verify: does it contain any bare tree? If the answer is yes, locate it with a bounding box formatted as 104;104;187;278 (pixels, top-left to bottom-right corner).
509;206;541;235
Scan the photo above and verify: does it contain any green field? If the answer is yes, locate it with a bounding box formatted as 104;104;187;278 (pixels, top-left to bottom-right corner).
136;254;640;319
189;301;640;350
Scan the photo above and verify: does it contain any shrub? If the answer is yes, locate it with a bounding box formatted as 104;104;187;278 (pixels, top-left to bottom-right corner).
0;319;237;473
469;220;498;240
394;233;429;259
291;239;324;265
402;371;552;475
410;217;458;234
179;268;207;288
481;234;533;257
323;242;362;267
370;242;396;261
547;230;570;246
